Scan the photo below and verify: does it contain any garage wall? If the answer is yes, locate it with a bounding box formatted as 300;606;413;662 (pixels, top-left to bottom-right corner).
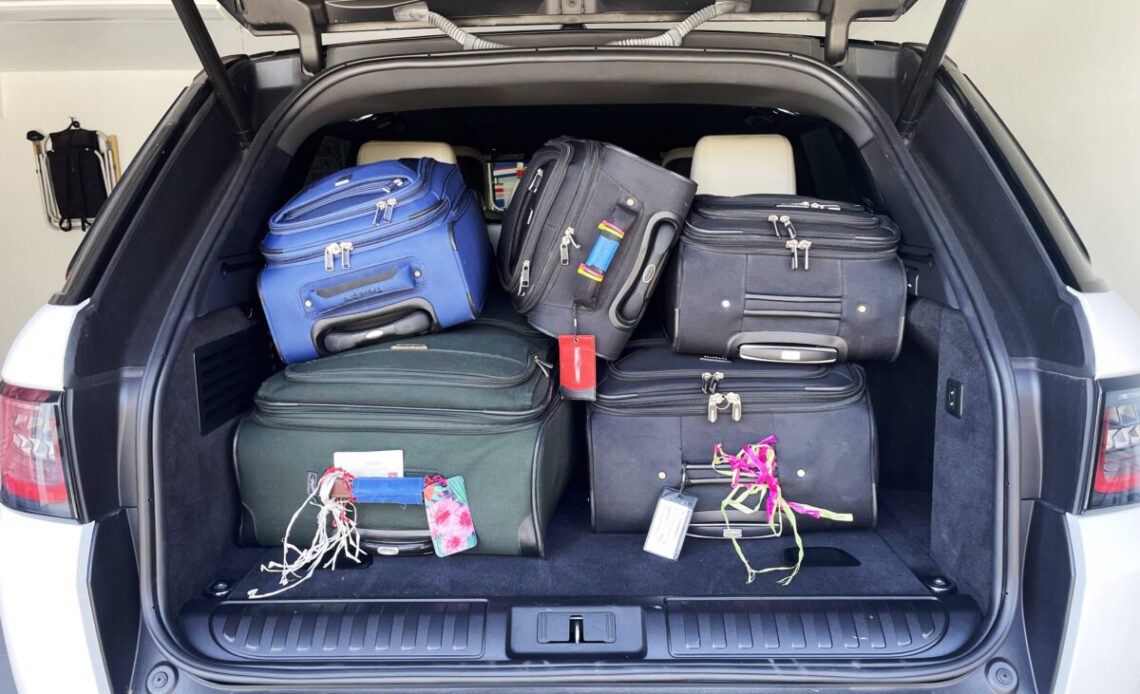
0;0;1137;359
0;70;194;354
853;0;1140;316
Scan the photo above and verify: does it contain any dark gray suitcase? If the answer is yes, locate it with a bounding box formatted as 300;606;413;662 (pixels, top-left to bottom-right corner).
497;137;697;360
587;345;877;536
667;195;906;363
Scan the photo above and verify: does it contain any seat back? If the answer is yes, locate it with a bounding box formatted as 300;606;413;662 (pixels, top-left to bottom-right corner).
689;134;796;196
356;141;458;166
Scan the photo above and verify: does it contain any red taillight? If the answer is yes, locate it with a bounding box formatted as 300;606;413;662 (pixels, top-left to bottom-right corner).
0;383;73;517
1090;387;1140;509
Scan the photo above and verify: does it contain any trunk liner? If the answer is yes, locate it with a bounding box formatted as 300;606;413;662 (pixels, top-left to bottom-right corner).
221;490;933;599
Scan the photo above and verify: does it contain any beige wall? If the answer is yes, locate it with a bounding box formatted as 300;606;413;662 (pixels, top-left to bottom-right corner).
0;1;1137;359
0;70;195;354
853;0;1140;312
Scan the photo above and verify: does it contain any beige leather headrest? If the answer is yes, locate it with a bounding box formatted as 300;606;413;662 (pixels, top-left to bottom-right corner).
689;135;796;196
661;147;694;169
356;141;458;166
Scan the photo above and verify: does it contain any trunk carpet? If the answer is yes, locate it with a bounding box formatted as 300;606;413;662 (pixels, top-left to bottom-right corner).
225;489;934;600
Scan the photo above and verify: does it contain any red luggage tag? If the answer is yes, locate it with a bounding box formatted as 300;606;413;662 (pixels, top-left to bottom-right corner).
558;334;597;401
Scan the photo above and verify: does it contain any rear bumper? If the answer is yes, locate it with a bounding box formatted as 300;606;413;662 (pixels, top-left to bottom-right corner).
0;505;108;694
1055;503;1140;691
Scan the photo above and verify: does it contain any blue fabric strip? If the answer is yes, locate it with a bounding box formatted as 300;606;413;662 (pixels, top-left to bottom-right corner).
584;235;620;273
353;476;423;505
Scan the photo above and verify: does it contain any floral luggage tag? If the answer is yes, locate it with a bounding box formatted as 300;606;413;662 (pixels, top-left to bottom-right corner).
423;475;477;557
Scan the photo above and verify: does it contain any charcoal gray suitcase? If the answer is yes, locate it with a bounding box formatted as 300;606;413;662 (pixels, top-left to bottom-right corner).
235;324;573;556
587;345;877;536
497;137;697;360
667;195;906;363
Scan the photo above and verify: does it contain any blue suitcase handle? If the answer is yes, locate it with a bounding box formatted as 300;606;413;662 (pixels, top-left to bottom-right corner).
322;310;433;354
304;259;422;314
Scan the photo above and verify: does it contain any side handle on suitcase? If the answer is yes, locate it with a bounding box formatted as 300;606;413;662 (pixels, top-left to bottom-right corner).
358;528;435;556
615;211;681;323
322;310;432;354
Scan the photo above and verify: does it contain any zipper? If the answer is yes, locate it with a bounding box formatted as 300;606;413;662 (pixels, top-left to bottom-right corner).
275;176;418;231
594;384;864;417
559;227;581;265
266;197;452;268
278;176;409;225
254;388;554;426
504;143;572;294
694;203;881;231
250;404;553;434
695;194;867;216
518;140;602;312
595;366;864;417
518;260;531;295
284;354;551;389
608;361;828;383
683;223;897;253
322;241;355;271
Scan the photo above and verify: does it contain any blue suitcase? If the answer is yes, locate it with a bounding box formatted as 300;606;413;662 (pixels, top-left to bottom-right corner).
259;158;492;363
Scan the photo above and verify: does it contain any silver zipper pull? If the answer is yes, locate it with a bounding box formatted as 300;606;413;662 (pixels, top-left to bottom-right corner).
707;393;726;423
798;239;812;271
339;241;354;270
713;371;725;392
518;260;531;296
393;178;405;187
779;215;797;239
534;356;553;379
382;198;397;224
372;200;387;225
726;392;742;422
768;214;783;239
701;372;713;395
528;168;544;193
324;242;341;272
786;239;800;270
559;227;581;265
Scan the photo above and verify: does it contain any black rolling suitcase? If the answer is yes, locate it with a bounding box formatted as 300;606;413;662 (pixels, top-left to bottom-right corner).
497;137;697;361
667;195;906;363
587;345;877;536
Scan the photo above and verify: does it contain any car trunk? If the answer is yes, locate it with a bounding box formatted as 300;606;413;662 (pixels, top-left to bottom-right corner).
143;49;1004;678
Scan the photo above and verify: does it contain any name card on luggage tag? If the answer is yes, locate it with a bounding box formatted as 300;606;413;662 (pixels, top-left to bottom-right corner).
643;488;698;561
558;334;597;401
333;450;405;478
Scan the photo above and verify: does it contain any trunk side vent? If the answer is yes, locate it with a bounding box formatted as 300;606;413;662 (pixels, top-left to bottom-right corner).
193;325;278;435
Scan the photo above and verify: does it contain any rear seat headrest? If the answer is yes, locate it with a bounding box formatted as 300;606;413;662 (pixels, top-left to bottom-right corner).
356;141;458;166
689;135;796;196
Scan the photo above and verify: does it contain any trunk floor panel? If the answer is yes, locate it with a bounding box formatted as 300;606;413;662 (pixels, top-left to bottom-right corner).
222;490;934;599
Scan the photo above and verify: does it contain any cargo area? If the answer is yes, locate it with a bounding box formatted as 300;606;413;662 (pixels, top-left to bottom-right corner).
150;98;1001;665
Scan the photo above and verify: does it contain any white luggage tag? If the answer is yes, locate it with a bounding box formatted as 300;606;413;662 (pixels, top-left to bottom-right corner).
643;487;698;561
332;450;404;478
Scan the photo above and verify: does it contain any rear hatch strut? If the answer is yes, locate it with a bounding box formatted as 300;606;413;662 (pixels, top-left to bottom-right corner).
171;0;255;148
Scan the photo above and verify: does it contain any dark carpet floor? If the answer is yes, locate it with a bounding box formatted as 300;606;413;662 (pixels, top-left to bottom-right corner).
226;488;937;600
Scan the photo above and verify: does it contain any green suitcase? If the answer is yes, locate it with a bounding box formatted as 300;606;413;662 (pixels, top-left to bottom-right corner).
234;324;572;556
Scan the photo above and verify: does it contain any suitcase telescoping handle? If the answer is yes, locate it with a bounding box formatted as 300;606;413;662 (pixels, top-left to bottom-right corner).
616;212;681;323
322;310;432;354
